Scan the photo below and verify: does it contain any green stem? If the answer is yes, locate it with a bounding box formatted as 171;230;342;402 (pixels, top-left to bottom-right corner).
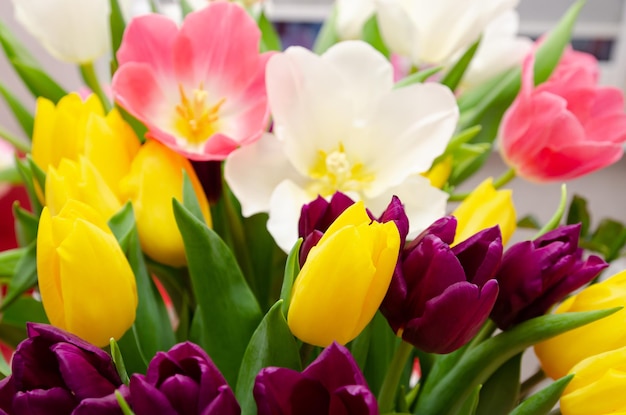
467;319;497;349
448;168;516;202
378;340;414;413
0;125;30;152
79;62;111;111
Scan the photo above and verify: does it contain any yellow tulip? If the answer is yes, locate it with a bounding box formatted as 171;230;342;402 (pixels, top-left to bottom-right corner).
534;270;626;379
119;140;212;267
560;346;626;415
452;177;516;245
45;157;122;219
37;200;138;347
422;155;453;189
287;201;400;347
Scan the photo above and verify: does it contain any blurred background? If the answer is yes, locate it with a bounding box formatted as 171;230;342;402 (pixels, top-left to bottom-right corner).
1;0;626;234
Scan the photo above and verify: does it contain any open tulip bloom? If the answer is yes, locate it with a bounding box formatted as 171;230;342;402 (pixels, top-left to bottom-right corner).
3;1;626;414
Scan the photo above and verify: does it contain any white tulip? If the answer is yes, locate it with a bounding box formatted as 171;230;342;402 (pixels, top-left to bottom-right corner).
336;0;376;40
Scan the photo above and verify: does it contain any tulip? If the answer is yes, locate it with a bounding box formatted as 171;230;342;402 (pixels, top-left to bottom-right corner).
381;216;502;353
491;224;607;330
112;2;272;161
0;323;126;414
37;200;138;347
45;157;122;219
254;342;378;415
560;346;626;415
287;201;400;347
335;0;376;40
128;342;240;415
498;50;626;182
534;270;626;379
11;0;110;63
119;140;212;267
422;156;453;190
451;177;516;245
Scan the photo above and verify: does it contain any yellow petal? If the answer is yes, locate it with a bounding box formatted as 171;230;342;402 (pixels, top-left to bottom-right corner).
31;97;57;172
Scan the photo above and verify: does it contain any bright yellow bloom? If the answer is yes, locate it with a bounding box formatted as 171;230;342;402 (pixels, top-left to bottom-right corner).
37;200;138;347
560;346;626;415
452;177;516;245
287;201;400;347
119;140;212;267
45;157;122;219
422;156;453;189
534;270;626;379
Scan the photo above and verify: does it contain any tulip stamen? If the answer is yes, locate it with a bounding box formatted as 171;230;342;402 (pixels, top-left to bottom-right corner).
175;83;226;147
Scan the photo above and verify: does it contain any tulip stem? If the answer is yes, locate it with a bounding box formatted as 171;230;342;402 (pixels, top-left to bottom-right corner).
79;62;111;111
378;340;414;413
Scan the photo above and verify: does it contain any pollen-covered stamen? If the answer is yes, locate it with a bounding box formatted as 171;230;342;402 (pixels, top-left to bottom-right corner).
175;83;226;145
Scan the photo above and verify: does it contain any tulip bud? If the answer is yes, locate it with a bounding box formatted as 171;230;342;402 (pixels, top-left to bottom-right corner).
254;342;378;415
45;157;122;219
560;346;626;415
288;201;401;347
534;270;626;379
491;224;607;330
381;216;502;354
119;139;212;267
452;177;516;245
37;200;138;347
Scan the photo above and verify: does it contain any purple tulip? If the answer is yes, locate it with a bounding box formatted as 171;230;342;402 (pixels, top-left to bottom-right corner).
298;192;409;266
0;323;124;415
381;217;502;354
491;224;608;330
254;342;378;415
128;342;240;415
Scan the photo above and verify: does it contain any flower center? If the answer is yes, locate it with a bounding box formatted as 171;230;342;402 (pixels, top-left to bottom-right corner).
308;143;375;197
174;83;225;146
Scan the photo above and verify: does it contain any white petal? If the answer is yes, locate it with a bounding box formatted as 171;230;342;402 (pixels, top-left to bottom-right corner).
365;175;448;238
267;180;314;252
13;0;110;63
375;0;417;59
336;0;376;40
224;133;303;217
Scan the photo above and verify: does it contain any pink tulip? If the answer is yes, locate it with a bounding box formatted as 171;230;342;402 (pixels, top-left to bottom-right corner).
498;49;626;182
111;2;272;161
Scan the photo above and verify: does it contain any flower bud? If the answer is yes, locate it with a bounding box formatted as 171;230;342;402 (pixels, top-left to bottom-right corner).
288;201;400;347
37;200;138;347
119;139;212;267
534;270;626;379
452;177;516;245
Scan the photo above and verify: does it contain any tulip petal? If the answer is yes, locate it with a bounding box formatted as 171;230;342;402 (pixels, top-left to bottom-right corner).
330;385;379;415
304;343;368;391
254;367;302;415
12;388;77;415
129;375;178;415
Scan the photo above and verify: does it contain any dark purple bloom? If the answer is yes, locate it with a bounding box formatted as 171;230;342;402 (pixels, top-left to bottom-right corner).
254;342;378;415
298;192;408;266
491;224;608;330
380;216;502;354
128;342;240;415
0;323;124;415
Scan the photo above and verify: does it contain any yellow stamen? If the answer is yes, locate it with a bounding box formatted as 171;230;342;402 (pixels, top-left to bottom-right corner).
174;83;226;145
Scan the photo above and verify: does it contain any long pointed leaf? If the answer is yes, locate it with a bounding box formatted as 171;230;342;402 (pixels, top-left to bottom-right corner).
510;375;573;415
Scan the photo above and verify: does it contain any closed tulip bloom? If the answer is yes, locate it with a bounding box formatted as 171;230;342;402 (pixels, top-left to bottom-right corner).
45;157;122;219
491;224;607;330
451;177;516;246
0;323;126;415
559;346;626;415
535;270;626;379
128;342;240;415
288;201;400;347
499;50;626;182
119;140;212;267
254;342;378;415
381;216;502;354
37;200;138;347
11;0;110;63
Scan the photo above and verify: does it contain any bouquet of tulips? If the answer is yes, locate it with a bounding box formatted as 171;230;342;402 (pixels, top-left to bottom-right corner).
1;0;626;414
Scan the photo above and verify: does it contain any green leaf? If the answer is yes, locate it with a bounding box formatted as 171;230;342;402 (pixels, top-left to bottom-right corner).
280;238;302;316
27;156;46;195
116;390;136;415
440;37;480;91
257;10;282;52
11;59;67;103
313;5;339;54
0;247;26;278
517;215;542;230
362;312;401;394
182;171;206;224
457;385;481;415
447;142;492;187
475;353;521;415
109;0;127;74
110;338;130;385
14;156;42;216
0;165;21;185
179;0;194;17
1;243;38;312
394;66;443;89
534;184;567;239
173;200;263;386
362;15;389;57
116;326;148;375
510;374;573;415
588;218;626;262
0;349;10;378
0;296;48;348
13;203;39;247
414;308;619;415
235;300;301;415
0;82;34;138
109;204;176;362
567;195;591;237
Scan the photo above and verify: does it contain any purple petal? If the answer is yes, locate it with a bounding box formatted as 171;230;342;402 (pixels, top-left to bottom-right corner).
406;216;456;249
12;387;77;415
129;375;178;415
201;385;240;415
289;377;330;415
254;367;302;415
159;374;199;414
73;388;128;415
377;196;409;245
380;264;409;333
298;195;329;238
330;385;378;415
11;337;66;391
452;226;502;286
304;343;367;391
299;230;323;267
0;375;15;413
534;224;581;249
